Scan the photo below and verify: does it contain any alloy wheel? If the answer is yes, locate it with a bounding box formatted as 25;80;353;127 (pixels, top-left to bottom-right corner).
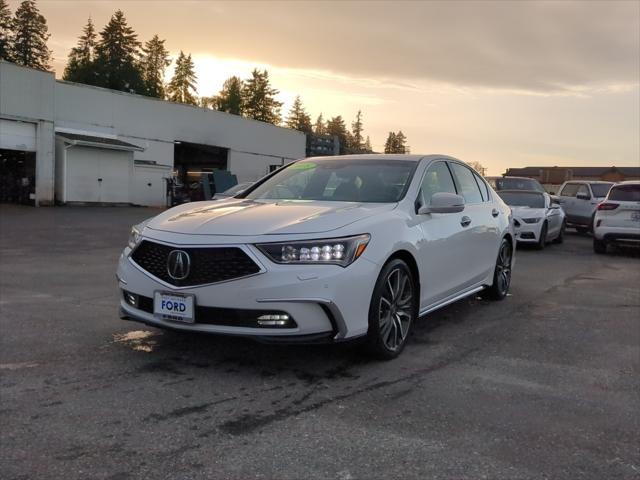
378;267;414;351
495;241;512;296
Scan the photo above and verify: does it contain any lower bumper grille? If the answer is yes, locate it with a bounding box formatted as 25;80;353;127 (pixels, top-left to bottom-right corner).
130;240;261;287
124;291;297;329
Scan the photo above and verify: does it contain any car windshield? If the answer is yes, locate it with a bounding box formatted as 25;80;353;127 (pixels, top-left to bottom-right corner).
220;182;252;196
591;183;614;197
243;159;417;203
495;178;545;193
498;191;545;208
608;184;640;201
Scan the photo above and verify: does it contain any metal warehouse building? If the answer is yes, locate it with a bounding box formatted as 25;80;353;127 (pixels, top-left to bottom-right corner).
0;61;306;206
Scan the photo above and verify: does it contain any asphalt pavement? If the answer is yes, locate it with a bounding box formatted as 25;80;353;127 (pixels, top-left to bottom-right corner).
1;205;639;480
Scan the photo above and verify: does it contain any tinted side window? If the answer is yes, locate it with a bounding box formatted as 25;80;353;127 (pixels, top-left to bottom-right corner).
560;183;579;197
576;184;590;198
419;162;457;205
449;163;483;204
473;172;490;201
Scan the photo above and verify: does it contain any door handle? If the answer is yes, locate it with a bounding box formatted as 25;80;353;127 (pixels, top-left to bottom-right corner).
491;209;499;217
460;216;471;227
97;178;103;182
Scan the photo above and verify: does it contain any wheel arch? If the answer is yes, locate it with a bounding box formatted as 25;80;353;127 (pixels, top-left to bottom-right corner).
385;249;420;293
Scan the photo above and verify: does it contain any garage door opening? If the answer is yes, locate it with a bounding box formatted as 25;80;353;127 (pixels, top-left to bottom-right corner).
0;149;36;205
173;141;229;201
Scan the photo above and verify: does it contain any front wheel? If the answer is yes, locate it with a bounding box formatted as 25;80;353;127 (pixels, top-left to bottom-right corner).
482;238;513;301
553;221;566;244
365;259;417;360
593;238;607;254
536;222;548;250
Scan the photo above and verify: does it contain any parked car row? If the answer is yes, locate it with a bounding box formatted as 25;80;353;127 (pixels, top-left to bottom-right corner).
493;176;639;254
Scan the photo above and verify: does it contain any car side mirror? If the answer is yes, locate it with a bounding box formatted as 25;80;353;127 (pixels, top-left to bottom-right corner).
418;192;465;215
576;193;591;200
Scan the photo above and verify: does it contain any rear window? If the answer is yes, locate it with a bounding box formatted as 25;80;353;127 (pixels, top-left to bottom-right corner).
590;183;614;198
608;184;640;202
495;178;544;193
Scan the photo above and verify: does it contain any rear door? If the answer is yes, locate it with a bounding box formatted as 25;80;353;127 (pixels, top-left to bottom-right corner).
448;162;497;286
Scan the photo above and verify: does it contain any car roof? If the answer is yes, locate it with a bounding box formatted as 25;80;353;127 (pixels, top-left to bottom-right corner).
497;189;545;195
614;180;640;185
563;180;615;184
302;154;460;163
497;176;539;181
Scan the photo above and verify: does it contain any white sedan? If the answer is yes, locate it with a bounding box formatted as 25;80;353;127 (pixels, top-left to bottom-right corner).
117;155;514;359
497;190;566;249
593;181;640;254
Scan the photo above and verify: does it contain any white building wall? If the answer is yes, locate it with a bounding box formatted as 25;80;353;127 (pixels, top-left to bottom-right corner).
1;61;306;206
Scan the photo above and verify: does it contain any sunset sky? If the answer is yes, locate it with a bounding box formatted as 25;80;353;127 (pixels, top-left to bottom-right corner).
11;0;640;174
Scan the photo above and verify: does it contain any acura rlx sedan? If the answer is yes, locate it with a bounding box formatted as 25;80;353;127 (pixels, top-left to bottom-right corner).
117;155;515;358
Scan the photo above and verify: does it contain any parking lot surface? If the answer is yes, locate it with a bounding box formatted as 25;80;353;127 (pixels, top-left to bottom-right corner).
1;205;639;480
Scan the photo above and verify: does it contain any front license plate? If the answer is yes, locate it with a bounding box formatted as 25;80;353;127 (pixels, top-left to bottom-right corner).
154;292;195;323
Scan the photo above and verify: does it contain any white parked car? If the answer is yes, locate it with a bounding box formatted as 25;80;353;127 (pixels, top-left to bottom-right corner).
497;190;566;249
593;181;640;254
556;181;614;233
117;155;515;358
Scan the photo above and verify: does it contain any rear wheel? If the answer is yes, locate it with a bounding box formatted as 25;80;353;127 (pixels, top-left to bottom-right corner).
593;238;607;254
536;222;548;250
482;238;512;301
365;259;417;360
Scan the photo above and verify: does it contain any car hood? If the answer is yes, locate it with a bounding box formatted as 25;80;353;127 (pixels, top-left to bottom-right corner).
510;206;545;219
146;199;396;236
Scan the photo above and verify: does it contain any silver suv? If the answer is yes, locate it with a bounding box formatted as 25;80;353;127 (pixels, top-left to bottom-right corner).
557;181;614;232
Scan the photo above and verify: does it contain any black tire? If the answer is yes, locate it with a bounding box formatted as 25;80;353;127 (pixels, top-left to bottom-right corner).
365;259;418;360
553;221;566;244
576;226;589;234
593;238;607;254
482;238;513;301
536;222;548;250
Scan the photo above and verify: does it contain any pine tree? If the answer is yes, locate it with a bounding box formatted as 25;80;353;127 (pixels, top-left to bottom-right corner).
94;10;145;93
11;0;51;70
214;76;244;115
0;0;13;61
242;69;283;125
395;130;408;154
326;116;349;154
166;51;198;105
314;113;326;135
384;132;397;154
285;96;312;133
63;17;96;84
351;110;364;153
141;34;170;98
364;136;373;153
384;131;409;154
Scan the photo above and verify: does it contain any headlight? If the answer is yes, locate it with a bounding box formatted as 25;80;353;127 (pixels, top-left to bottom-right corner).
522;217;542;224
128;219;152;249
256;234;370;267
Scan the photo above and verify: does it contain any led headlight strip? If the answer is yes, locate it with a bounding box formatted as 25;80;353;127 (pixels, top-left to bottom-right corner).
256;234;370;267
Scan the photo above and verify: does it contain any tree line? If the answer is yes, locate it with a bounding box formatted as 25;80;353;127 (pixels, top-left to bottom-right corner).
0;1;410;154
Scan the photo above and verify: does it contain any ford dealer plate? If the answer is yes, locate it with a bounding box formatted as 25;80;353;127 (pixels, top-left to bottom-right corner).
154;292;195;323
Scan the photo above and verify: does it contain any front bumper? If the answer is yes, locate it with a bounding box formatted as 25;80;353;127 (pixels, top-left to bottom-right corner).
116;244;379;341
513;222;541;243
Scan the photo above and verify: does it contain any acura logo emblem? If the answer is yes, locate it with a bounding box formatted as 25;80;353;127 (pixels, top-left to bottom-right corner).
167;250;190;280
